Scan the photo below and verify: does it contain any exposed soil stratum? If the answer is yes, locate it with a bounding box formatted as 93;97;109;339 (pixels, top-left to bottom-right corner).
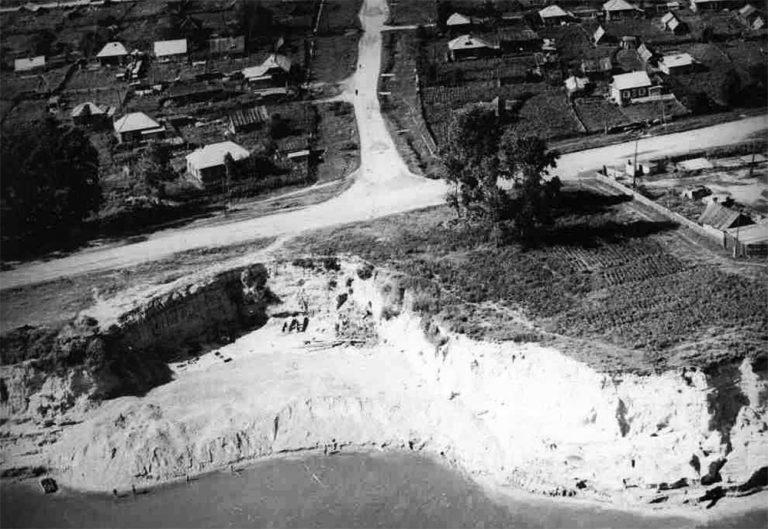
1;257;766;514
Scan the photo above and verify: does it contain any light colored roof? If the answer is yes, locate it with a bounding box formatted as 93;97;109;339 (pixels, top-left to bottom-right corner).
638;43;654;61
603;0;640;11
539;4;569;18
242;54;292;78
661;52;693;68
565;76;589;91
727;222;768;245
71;102;105;117
14;56;45;71
447;12;472;25
113;112;161;133
612;71;652;90
594;26;606;42
739;3;756;15
698;202;749;230
448;34;494;50
96;42;128;58
154;39;188;57
186;141;250;170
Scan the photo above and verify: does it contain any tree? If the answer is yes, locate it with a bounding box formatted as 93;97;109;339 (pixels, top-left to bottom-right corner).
0;118;100;258
436;1;453;33
137;142;174;197
439;105;561;243
720;69;742;108
224;152;238;206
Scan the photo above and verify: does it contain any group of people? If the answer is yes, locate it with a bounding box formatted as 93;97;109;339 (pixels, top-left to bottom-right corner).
283;316;309;333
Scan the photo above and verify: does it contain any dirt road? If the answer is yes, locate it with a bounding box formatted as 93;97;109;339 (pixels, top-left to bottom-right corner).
0;0;765;290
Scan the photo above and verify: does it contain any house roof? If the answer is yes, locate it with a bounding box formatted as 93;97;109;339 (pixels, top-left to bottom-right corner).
661;52;693;68
448;34;494;51
698;202;749;230
446;12;472;25
498;26;539;41
638;43;655;61
186;141;250;170
594;26;606;42
727;222;768;245
603;0;640;11
154;39;188;57
539;4;569;18
242;54;292;78
96;42;128;58
113;112;161;133
612;71;651;90
582;56;613;71
229;106;269;128
71;102;105;117
14;56;45;71
661;11;678;23
208;35;245;54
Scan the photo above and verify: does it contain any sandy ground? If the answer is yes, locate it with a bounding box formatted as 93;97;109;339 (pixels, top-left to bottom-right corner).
0;0;766;290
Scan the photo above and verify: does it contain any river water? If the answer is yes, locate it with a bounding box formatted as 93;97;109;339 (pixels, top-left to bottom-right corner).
2;452;766;528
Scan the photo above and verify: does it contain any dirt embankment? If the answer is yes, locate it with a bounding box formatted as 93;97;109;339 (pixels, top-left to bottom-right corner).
1;257;766;512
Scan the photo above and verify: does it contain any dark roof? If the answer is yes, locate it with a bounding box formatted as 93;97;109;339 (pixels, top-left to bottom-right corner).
498;26;540;41
229;106;269;128
698;202;752;230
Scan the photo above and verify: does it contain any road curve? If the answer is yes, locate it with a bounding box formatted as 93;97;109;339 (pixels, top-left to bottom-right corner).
0;0;766;290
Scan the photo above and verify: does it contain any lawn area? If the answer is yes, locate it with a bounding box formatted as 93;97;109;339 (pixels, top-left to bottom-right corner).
287;181;768;373
386;0;436;26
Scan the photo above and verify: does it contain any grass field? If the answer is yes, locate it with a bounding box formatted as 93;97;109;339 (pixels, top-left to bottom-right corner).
287;181;768;373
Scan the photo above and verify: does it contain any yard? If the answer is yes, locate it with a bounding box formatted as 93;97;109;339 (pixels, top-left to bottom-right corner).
287;181;768;373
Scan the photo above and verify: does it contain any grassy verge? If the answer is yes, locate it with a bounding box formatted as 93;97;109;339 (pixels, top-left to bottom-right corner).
0;237;276;334
286;181;768;373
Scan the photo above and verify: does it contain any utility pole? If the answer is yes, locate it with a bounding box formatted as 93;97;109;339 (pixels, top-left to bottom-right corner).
633;133;640;188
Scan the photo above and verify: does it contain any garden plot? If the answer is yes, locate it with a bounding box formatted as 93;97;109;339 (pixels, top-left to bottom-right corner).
574;98;630;133
385;0;435;25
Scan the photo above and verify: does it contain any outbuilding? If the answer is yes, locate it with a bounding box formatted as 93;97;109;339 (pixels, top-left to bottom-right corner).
658;52;694;74
446;12;473;30
71;102;115;129
186;140;250;185
207;36;246;56
14;55;45;72
113;112;165;143
698;202;752;231
447;35;496;61
242;54;292;89
690;0;740;12
96;42;128;66
154;39;188;61
739;4;765;29
228;106;270;134
660;12;686;33
726;222;768;258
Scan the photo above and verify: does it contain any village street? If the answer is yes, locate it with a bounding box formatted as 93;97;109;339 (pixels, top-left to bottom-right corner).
0;0;766;290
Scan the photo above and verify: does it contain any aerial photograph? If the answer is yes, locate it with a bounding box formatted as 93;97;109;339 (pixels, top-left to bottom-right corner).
0;0;766;526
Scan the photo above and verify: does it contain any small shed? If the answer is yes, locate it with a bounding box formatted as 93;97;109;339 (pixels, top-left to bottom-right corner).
497;26;541;53
680;185;711;200
698;202;753;231
565;75;589;94
154;39;188;61
14;55;45;72
228;106;270;134
207;36;245;56
582;57;613;77
739;4;766;29
446;12;472;29
96;42;128;66
690;0;741;12
638;43;656;64
660;12;686;33
659;53;694;74
447;35;496;61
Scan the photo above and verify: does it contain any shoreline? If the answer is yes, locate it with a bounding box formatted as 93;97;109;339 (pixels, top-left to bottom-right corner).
4;444;767;525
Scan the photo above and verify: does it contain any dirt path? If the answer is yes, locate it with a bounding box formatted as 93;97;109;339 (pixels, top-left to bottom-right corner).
0;0;766;290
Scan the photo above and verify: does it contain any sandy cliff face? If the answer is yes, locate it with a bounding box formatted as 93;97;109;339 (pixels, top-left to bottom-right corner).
3;258;766;509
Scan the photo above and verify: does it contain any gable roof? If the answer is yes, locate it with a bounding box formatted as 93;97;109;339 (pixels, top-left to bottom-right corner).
113;112;161;133
498;26;539;41
539;4;569;18
229;106;269;128
242;53;292;78
603;0;640;11
661;11;678;23
698;202;750;230
14;56;45;71
594;25;607;43
446;12;472;26
448;34;494;50
96;42;128;58
154;39;187;57
638;43;655;62
71;102;105;117
612;70;651;90
186;141;250;170
727;222;768;245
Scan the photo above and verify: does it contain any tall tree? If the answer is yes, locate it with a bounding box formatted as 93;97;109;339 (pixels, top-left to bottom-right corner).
137;141;174;197
1;118;100;257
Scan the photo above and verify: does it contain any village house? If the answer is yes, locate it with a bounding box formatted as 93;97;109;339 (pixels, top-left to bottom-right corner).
447;35;496;61
497;26;541;53
113;112;165;143
186;140;250;186
538;5;573;25
690;0;741;12
603;0;644;19
610;71;659;105
154;39;188;62
228;106;270;134
446;12;473;31
739;4;766;29
242;54;292;91
698;202;753;233
581;57;613;78
71;102;115;129
660;11;686;33
14;55;45;72
726;222;768;258
96;42;128;66
659;52;694;74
